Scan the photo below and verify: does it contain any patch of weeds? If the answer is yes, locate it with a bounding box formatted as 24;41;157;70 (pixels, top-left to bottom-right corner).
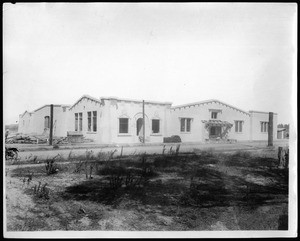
33;182;50;199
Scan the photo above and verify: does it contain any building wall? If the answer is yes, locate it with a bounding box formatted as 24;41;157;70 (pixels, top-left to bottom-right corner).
67;98;104;143
17;97;280;144
249;111;278;141
31;106;68;137
106;99;171;144
18;106;69;136
169;101;251;142
18;112;35;134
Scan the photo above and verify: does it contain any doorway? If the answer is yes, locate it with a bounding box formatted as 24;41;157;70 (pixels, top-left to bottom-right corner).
209;126;221;138
136;118;144;136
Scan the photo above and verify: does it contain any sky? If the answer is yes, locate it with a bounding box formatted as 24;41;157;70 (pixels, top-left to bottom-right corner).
3;3;297;125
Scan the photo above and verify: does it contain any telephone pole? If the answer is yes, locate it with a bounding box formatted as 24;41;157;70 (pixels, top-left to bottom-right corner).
142;100;145;143
268;112;273;146
49;104;54;145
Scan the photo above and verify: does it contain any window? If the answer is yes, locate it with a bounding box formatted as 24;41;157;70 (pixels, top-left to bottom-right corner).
235;121;243;133
75;113;83;131
119;118;129;133
180;118;185;132
211;112;218;119
93;111;97;132
75;113;78;131
180;118;192;132
44;116;50;128
186;118;191;132
261;122;268;133
87;111;97;132
79;113;83;131
87;112;92;131
152;119;160;134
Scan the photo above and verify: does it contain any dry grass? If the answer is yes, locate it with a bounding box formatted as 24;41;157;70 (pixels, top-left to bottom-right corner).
6;149;288;231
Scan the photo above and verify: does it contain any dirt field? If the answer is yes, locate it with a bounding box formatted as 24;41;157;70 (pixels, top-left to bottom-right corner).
5;148;288;231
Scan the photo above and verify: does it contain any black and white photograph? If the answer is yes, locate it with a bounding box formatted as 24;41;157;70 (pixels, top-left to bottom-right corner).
3;2;297;238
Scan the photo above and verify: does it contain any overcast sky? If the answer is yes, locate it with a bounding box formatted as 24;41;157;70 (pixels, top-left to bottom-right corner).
3;3;297;125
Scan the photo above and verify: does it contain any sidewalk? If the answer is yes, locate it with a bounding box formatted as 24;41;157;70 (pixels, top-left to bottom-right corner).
6;139;289;152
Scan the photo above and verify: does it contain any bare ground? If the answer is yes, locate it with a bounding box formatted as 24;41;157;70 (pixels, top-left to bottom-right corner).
5;148;288;231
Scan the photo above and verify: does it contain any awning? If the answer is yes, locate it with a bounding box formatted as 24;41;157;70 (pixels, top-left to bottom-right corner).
202;120;233;128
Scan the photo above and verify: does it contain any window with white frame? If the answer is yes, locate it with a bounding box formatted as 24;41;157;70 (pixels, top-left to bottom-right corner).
235;120;243;133
119;118;129;134
180;118;192;132
152;119;160;134
261;122;268;133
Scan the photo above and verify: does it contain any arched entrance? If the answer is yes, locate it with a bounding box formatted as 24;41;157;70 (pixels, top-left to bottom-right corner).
136;118;144;136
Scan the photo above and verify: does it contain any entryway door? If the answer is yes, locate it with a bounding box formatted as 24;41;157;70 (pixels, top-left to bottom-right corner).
136;118;144;136
209;126;221;138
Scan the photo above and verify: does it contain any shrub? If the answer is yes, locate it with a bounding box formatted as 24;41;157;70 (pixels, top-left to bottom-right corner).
45;155;61;175
163;135;182;143
33;182;50;199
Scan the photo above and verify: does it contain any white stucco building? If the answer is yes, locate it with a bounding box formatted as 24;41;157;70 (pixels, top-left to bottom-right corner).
18;95;277;144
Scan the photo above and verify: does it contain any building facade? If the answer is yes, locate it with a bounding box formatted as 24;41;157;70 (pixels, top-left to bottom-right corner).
18;95;277;144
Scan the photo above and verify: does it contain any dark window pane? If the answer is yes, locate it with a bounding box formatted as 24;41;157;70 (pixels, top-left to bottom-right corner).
211;112;217;119
87;112;91;132
186;118;191;132
45;116;50;129
75;113;78;131
119;118;129;133
93;111;97;132
152;119;160;133
180;118;185;132
79;113;82;131
235;121;238;132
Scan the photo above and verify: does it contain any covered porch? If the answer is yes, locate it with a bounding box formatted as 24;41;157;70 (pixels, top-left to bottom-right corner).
202;120;234;143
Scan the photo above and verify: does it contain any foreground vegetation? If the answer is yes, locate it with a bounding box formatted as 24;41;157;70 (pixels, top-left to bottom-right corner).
6;149;288;231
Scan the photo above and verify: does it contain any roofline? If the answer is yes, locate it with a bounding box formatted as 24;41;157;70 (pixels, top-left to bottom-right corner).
100;96;172;105
19;110;34;118
249;110;278;115
34;104;66;112
172;99;250;115
69;95;103;110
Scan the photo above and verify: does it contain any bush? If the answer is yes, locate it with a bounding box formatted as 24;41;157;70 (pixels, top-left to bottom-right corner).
33;182;50;199
163;135;182;143
45;157;60;175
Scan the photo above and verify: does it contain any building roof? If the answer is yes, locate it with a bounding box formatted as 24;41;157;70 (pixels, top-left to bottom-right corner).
201;120;233;127
249;110;278;115
34;104;70;112
100;96;172;105
69;95;103;110
19;110;34;118
172;99;250;116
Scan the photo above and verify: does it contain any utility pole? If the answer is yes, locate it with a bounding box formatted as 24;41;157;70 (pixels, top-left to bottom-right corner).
268;112;273;147
49;104;54;145
142;100;145;144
